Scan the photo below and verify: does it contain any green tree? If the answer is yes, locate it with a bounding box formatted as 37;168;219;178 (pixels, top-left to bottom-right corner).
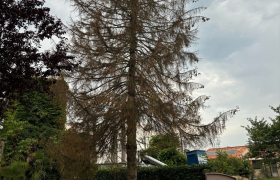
207;150;253;178
142;134;187;166
158;147;187;166
0;0;75;119
0;80;67;179
243;105;280;178
67;0;238;179
143;134;180;158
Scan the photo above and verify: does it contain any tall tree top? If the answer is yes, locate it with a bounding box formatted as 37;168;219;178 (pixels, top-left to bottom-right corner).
66;1;238;179
68;0;236;148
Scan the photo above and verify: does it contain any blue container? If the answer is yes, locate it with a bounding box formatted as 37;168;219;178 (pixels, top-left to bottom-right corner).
186;150;207;165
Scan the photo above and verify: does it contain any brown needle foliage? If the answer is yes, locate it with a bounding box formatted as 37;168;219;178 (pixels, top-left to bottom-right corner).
43;129;98;180
66;0;239;179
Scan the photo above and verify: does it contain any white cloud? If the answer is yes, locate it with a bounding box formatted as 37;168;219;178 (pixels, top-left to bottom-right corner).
207;0;279;35
45;0;73;24
191;0;280;148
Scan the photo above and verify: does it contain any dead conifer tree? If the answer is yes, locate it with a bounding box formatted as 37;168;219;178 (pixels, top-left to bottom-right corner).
67;0;238;179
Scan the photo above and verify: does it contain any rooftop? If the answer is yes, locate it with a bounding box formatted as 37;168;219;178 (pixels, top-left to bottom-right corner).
206;146;249;159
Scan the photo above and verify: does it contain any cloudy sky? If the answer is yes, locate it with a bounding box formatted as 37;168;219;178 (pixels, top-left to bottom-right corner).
44;0;280;149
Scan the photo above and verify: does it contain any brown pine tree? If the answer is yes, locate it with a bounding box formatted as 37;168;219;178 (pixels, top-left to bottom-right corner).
67;0;238;179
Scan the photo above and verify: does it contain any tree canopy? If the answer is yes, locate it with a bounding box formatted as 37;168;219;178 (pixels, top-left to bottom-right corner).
243;105;280;166
207;150;252;178
0;0;75;118
0;79;68;179
142;133;187;166
66;0;238;179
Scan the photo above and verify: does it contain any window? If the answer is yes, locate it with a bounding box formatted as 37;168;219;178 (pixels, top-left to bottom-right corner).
206;151;216;156
226;150;238;154
252;160;261;169
206;149;238;156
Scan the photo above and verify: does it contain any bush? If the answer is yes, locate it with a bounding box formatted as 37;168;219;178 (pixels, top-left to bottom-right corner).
142;134;187;166
158;147;187;166
206;150;253;178
94;164;211;180
0;161;28;179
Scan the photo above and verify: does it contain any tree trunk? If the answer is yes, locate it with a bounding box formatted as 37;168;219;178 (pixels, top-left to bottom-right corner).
92;118;97;164
111;129;118;163
121;123;126;162
126;110;137;180
127;1;138;179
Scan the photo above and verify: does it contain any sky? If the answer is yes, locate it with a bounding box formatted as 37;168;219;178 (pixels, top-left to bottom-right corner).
44;0;280;149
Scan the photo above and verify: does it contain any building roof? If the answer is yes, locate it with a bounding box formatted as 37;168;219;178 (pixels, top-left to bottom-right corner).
206;146;249;159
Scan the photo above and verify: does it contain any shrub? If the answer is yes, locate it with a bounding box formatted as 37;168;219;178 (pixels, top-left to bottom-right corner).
206;150;253;178
158;147;187;166
0;161;28;180
142;134;187;166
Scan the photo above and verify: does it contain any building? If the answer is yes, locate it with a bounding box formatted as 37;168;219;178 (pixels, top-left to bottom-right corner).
248;157;280;178
206;146;249;159
206;146;280;178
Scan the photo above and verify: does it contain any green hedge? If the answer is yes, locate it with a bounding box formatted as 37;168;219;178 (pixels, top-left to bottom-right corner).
94;164;211;180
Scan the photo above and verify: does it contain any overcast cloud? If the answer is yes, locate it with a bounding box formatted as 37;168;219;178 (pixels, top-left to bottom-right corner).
44;0;280;149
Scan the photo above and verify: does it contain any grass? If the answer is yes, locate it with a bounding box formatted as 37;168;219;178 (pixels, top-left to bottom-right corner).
257;178;280;180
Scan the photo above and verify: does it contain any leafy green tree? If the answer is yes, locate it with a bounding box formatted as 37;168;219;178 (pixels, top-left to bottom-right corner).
158;147;188;166
243;105;280;178
0;161;29;180
207;150;253;178
142;134;187;166
143;134;180;158
0;80;67;179
0;0;75;119
0;105;50;180
243;105;280;160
